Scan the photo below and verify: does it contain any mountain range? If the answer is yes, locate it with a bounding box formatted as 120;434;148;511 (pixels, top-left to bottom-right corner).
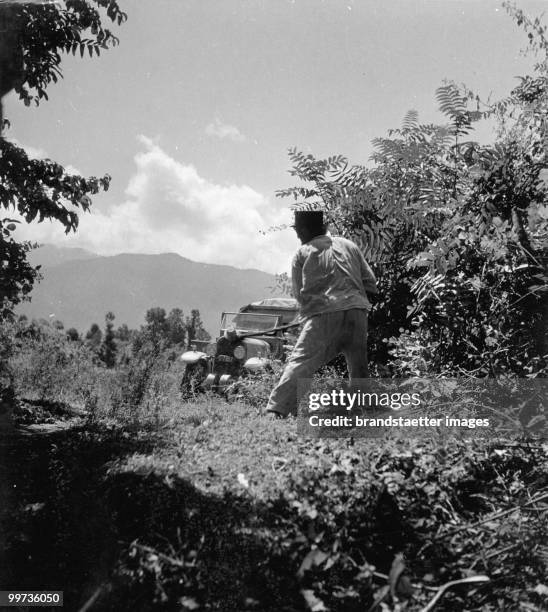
18;245;278;336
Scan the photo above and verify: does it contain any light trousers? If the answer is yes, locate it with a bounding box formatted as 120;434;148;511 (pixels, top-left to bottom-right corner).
265;308;369;417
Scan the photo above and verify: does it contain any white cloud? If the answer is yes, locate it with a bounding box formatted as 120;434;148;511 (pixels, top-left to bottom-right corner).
11;135;296;274
205;118;247;143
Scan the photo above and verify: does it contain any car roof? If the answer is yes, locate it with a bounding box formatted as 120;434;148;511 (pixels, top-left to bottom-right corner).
243;298;298;311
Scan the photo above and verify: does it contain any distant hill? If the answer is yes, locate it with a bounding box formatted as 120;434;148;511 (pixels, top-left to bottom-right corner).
26;244;97;268
17;245;278;336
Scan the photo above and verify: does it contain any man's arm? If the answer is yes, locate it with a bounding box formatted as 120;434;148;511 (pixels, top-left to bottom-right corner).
291;252;304;305
359;251;378;296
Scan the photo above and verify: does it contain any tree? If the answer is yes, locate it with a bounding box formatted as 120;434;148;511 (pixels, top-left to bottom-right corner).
66;327;79;342
0;0;127;317
144;307;168;338
131;306;209;355
85;322;102;351
166;307;187;346
99;311;116;368
130;307;169;356
185;309;210;347
115;323;130;342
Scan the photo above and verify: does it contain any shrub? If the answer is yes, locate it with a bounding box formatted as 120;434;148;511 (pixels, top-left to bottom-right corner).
9;319;104;406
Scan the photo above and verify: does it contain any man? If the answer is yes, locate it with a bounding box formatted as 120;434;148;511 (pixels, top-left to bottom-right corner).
265;210;378;418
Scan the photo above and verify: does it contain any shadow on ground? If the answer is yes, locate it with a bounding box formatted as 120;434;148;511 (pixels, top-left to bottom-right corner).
2;423;309;611
1;416;408;612
1;422;157;611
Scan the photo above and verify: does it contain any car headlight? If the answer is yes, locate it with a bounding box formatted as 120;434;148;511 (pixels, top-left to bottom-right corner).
205;343;217;357
233;345;246;360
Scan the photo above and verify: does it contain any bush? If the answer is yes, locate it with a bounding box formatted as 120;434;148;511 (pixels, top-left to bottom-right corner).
9;318;104;406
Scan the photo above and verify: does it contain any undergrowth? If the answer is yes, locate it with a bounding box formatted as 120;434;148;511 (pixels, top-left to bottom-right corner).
3;319;547;610
5;402;547;612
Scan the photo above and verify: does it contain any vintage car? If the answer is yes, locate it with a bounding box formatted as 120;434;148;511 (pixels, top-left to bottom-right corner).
180;298;299;396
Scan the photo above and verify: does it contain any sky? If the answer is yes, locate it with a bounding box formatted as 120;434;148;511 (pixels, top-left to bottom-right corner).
4;0;547;274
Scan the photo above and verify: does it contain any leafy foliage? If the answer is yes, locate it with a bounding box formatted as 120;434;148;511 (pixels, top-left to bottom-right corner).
8;0;127;108
85;322;102;350
275;7;548;377
134;307;210;355
0;139;112;316
185;308;211;346
0;229;40;318
7;316;105;404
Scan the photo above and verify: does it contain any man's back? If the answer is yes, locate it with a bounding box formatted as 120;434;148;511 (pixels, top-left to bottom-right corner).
292;234;377;318
265;214;377;418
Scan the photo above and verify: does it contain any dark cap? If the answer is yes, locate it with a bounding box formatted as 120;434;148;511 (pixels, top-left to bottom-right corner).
294;210;324;228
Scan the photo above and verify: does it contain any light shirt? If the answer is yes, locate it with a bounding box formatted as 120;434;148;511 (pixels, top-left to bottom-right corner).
292;234;378;319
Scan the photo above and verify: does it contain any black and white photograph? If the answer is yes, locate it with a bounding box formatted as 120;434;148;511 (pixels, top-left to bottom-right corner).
0;0;547;610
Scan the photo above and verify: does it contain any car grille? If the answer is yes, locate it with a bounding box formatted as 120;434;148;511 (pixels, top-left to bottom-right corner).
216;354;233;363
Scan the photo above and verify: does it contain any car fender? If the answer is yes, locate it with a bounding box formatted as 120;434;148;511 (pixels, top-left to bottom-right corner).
243;357;270;372
180;350;208;365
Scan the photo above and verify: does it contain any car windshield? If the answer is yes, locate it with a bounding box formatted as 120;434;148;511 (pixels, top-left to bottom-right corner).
221;312;280;333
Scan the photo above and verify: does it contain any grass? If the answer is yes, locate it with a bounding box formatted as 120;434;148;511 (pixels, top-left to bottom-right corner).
4;325;546;610
4;394;547;612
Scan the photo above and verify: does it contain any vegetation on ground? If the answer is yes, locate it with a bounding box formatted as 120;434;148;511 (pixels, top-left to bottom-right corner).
4;398;547;611
2;313;546;611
